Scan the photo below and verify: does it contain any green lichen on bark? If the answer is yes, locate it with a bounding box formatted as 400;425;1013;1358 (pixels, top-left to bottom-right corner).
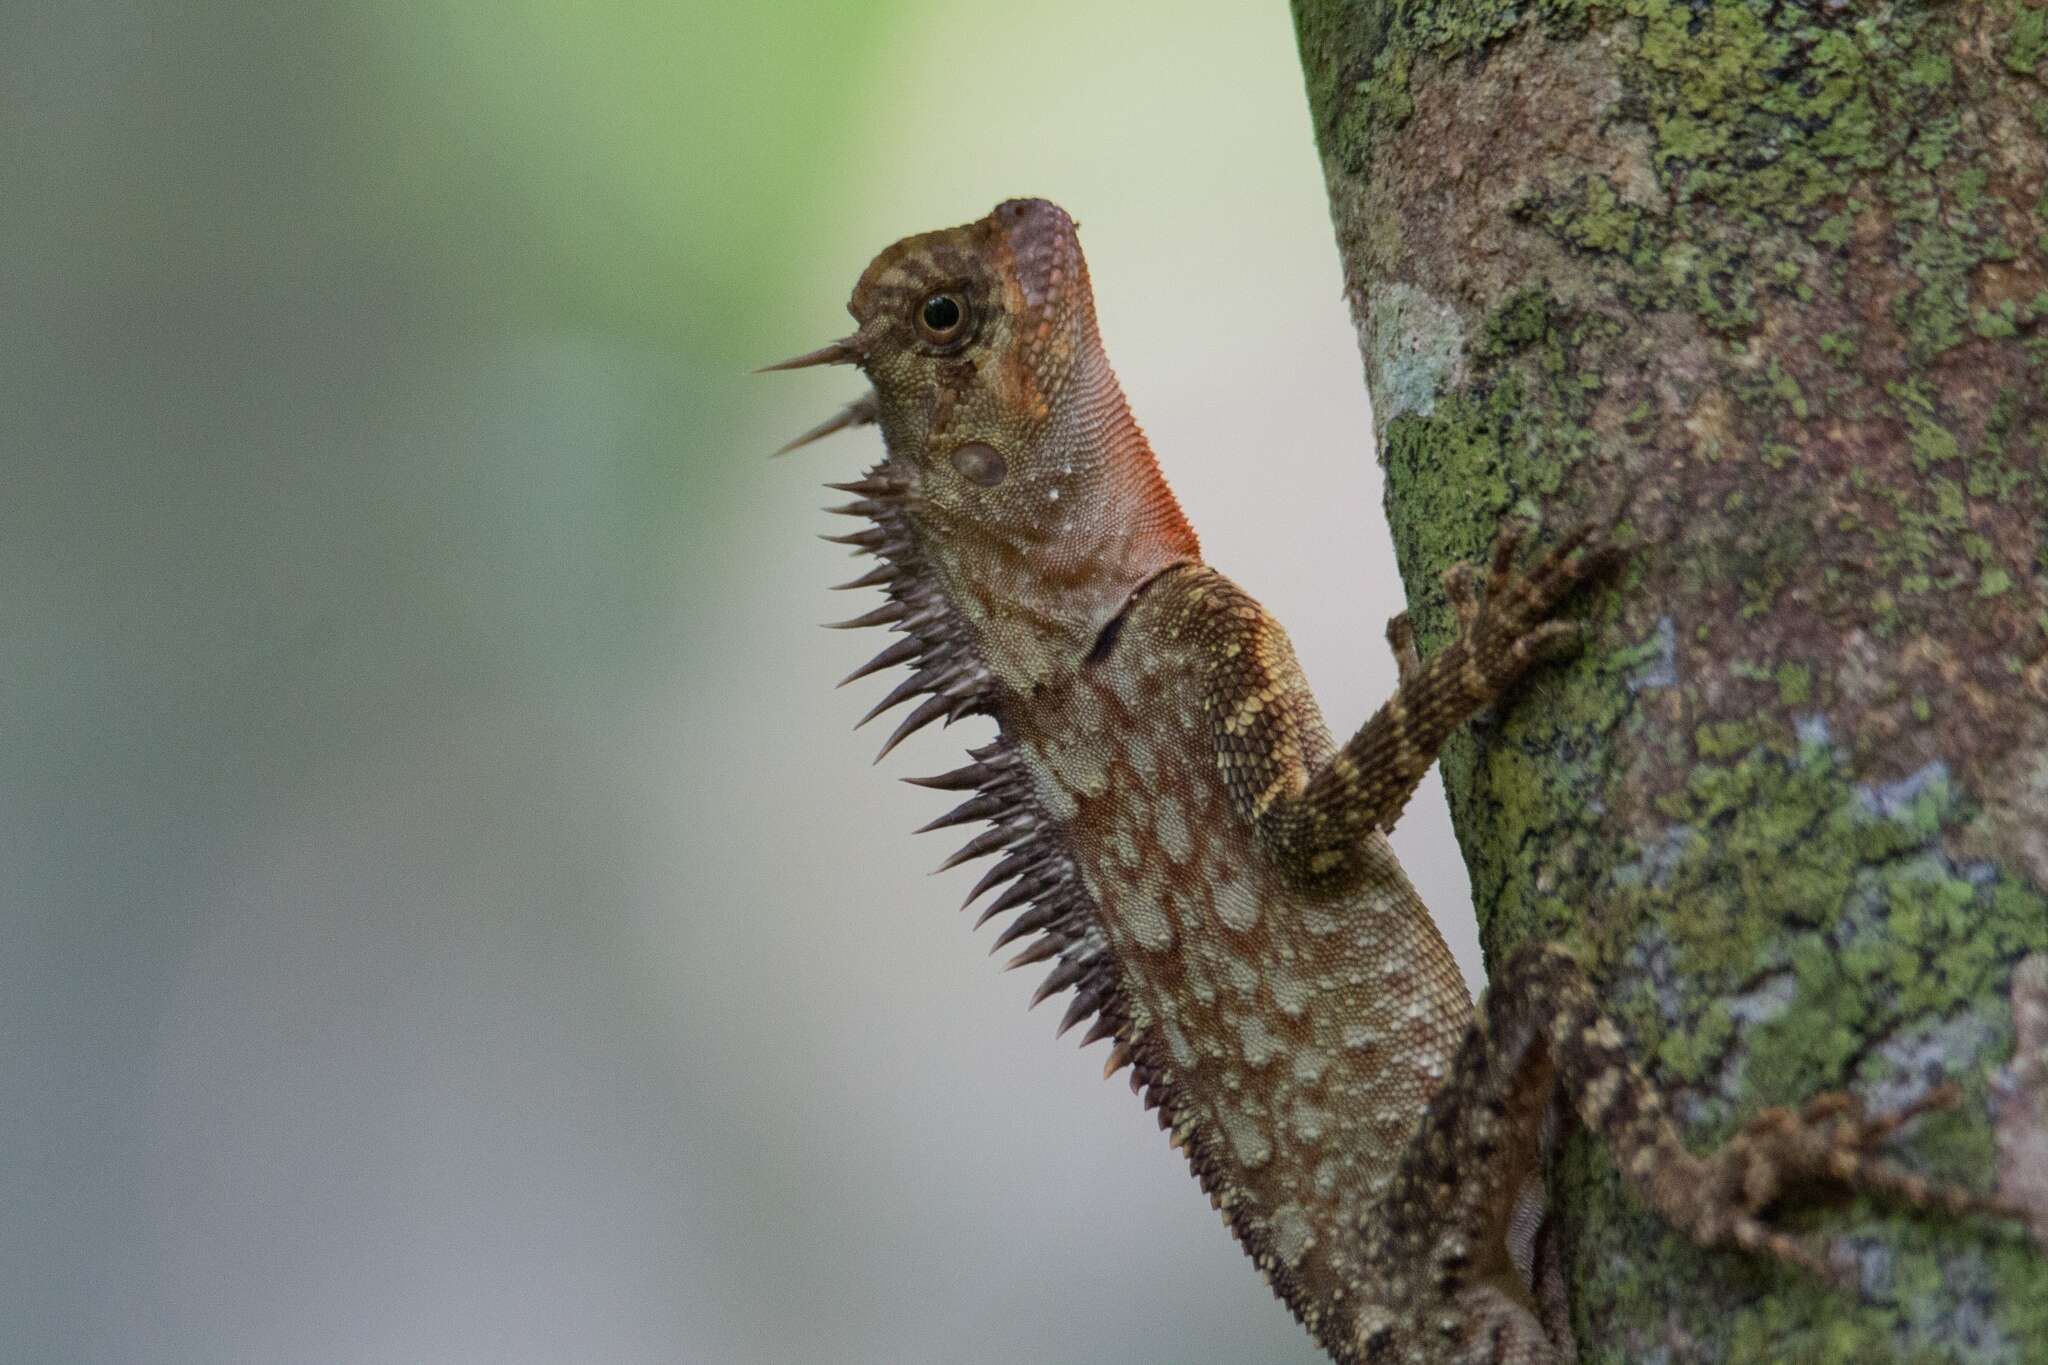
1293;0;2048;1358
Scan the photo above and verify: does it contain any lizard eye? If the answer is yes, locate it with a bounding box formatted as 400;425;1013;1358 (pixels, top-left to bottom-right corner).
915;292;970;347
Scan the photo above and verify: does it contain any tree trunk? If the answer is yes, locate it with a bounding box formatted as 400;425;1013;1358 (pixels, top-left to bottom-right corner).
1290;1;2048;1359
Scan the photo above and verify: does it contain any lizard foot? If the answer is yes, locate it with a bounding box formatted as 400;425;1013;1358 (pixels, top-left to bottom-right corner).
1440;519;1621;697
1672;1083;2017;1284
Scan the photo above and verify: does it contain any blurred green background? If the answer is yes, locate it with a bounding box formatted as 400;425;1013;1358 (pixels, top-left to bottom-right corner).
5;3;1479;1361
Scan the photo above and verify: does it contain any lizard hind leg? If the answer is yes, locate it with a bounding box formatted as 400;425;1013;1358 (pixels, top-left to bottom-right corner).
1342;952;1586;1364
1348;940;2028;1365
1487;944;2025;1288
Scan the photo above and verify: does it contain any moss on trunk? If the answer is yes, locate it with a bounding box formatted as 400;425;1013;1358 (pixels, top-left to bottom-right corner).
1291;1;2048;1358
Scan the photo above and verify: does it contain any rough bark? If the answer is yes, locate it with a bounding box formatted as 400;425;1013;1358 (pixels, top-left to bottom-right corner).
1290;1;2048;1359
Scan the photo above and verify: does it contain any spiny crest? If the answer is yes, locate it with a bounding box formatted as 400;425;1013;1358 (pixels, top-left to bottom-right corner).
818;456;1125;1050
823;467;1223;1197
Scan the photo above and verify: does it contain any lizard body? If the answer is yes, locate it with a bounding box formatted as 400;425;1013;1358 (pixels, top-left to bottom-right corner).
768;199;2020;1364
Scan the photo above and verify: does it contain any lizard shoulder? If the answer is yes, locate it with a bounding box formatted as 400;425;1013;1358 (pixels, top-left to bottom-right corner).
1136;565;1333;833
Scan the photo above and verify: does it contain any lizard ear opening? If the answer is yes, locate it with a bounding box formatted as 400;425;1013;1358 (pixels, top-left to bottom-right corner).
948;442;1006;487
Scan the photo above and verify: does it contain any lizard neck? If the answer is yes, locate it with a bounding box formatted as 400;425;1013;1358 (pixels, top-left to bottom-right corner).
908;349;1198;694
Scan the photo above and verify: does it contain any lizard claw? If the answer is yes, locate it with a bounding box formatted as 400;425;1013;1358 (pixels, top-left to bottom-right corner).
1507;619;1583;672
1385;611;1422;685
1485;516;1529;594
1443;560;1483;629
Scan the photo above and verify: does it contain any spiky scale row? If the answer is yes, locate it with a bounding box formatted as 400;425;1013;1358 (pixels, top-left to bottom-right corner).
819;527;888;553
915;792;1007;834
1006;935;1063;970
839;636;920;687
825;601;909;631
831;565;897;593
982;880;1054;934
822;461;1125;1052
903;758;1000;791
772;391;879;458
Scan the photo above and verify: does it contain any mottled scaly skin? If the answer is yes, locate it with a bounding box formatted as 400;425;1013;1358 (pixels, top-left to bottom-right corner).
768;200;2026;1365
1018;564;1471;1329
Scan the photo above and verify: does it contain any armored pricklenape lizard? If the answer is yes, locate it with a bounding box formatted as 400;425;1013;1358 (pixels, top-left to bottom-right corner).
766;199;2019;1364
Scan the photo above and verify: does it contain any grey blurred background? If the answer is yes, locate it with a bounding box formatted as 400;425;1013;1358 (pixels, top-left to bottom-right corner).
4;2;1480;1361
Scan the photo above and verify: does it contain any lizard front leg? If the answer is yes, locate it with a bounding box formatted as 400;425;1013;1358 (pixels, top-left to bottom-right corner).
1255;520;1614;889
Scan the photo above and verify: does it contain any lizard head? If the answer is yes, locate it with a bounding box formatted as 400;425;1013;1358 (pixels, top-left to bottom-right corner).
768;199;1199;691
